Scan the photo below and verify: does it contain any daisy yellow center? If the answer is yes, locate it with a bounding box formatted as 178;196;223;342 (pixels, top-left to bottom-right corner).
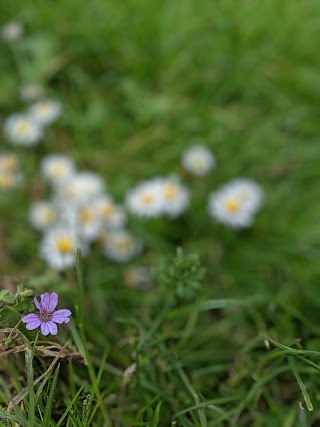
16;120;31;135
56;237;73;253
51;164;66;177
191;155;204;168
163;184;178;201
0;174;14;188
100;203;115;218
116;237;130;250
37;102;50;113
140;192;154;205
41;209;55;224
225;198;240;213
80;208;93;223
1;156;18;171
124;268;139;286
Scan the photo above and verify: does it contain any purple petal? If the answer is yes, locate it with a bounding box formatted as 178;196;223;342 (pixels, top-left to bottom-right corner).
40;322;50;336
47;321;58;335
50;309;72;324
22;313;41;324
22;314;41;330
40;292;50;313
47;293;58;312
34;297;41;310
26;320;41;331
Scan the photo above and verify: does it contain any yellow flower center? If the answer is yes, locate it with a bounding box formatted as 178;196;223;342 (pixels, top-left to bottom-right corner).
16;120;31;135
51;164;66;177
37;102;50;113
41;209;55;224
0;156;18;172
80;208;93;223
115;237;130;250
56;237;73;253
99;202;115;218
163;184;178;201
191;155;204;168
225;198;240;213
140;192;154;205
0;174;14;188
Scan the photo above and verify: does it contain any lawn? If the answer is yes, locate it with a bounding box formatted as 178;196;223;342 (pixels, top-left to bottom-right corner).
1;0;320;425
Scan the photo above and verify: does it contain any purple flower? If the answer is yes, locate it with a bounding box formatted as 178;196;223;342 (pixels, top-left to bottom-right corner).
22;292;72;336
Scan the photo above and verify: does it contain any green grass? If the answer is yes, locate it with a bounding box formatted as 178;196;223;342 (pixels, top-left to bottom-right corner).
1;0;320;425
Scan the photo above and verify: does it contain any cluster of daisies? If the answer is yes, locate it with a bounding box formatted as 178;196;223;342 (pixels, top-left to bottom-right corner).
1;19;264;273
126;145;264;230
29;154;141;270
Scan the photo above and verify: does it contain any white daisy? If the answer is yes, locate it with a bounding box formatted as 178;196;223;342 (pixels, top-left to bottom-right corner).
103;230;141;263
40;154;75;185
208;178;263;229
160;178;190;218
0;153;22;189
226;178;264;214
3;114;43;146
0;171;22;190
0;152;19;173
126;179;164;218
29;99;62;126
94;196;126;229
77;204;101;242
20;83;45;103
55;172;105;205
29;201;58;231
182;145;216;176
1;21;23;41
40;228;83;271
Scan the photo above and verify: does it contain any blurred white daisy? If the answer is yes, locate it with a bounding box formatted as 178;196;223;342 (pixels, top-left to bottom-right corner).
182;145;215;176
0;152;19;173
1;21;23;41
103;230;141;263
20;83;45;103
94;196;126;229
29;201;58;231
0;171;22;190
4;114;43;146
77;204;101;242
208;178;263;229
160;178;190;218
126;179;163;218
0;153;22;189
41;154;75;185
29;99;62;126
40;228;83;271
226;178;264;214
55;172;105;205
124;266;151;290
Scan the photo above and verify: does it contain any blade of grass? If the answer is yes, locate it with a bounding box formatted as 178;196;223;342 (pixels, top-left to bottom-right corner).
288;357;313;411
43;364;60;427
56;387;84;427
